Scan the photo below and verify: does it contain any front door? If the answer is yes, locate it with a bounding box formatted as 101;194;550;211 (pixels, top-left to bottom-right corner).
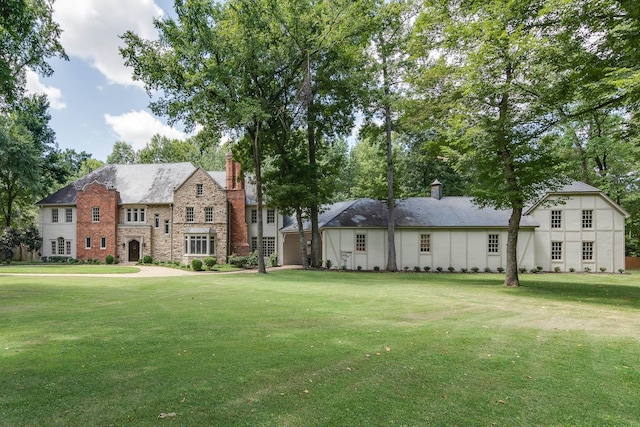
128;240;140;262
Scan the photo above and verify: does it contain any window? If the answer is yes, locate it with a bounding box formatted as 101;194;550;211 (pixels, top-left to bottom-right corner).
51;208;59;223
582;210;593;229
85;237;91;249
551;210;562;228
100;237;106;249
251;236;258;253
264;237;275;257
251;209;257;224
92;207;100;222
205;207;214;222
356;234;366;252
267;209;275;224
186;207;195;222
57;237;65;255
65;241;71;255
196;183;203;196
51;238;72;256
551;241;563;260
420;234;431;253
582;241;594;261
488;234;499;254
164;220;170;235
183;234;215;255
51;241;56;254
126;208;146;223
154;214;160;228
65;208;73;223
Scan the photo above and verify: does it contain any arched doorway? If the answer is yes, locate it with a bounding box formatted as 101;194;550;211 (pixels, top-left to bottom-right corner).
128;240;140;262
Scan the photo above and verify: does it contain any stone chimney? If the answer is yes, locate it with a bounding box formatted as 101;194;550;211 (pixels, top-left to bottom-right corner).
431;179;443;200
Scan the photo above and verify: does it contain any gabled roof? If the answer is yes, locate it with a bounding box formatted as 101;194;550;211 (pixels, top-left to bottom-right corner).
525;181;630;217
37;163;197;205
282;197;539;232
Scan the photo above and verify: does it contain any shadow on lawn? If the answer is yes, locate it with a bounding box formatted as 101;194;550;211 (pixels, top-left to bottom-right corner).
513;277;640;309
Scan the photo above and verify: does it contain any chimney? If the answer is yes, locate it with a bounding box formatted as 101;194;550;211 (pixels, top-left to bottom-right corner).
226;152;245;191
431;179;443;200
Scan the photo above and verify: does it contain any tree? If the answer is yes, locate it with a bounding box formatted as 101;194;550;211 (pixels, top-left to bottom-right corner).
107;141;137;164
138;134;197;164
0;0;67;107
22;222;41;261
412;0;569;286
0;227;21;263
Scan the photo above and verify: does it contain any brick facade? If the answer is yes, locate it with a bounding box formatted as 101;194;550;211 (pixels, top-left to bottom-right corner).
76;181;119;261
226;153;250;256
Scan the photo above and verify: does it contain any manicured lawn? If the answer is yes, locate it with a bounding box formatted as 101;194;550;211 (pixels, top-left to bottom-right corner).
0;264;139;274
1;270;639;426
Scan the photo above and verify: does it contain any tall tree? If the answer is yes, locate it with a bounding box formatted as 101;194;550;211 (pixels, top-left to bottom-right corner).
0;0;66;107
138;134;196;164
412;0;569;286
106;141;137;164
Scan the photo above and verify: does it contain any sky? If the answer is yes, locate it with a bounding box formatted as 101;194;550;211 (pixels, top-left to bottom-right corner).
25;0;188;162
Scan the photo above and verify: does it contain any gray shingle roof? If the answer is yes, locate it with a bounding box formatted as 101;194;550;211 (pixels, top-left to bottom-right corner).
282;197;539;232
37;163;197;205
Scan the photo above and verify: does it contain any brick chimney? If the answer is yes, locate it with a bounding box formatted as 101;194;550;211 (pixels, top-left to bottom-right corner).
226;152;249;256
431;179;443;200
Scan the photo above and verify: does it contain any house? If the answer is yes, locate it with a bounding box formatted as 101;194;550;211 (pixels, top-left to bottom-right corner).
36;155;283;265
281;180;629;272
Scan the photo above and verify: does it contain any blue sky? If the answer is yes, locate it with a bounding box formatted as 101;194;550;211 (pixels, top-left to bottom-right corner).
26;0;187;161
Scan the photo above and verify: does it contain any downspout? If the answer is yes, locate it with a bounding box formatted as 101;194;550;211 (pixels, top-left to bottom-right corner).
170;204;173;261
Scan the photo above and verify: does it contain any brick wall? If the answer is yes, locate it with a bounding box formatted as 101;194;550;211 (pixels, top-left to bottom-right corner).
76;182;119;261
226;153;249;256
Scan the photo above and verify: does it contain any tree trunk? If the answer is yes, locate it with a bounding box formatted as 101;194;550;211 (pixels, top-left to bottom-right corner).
383;59;397;272
252;122;266;274
504;206;522;287
306;61;321;269
295;207;309;269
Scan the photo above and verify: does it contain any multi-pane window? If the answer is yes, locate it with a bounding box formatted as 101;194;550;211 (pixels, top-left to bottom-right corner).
356;234;366;252
186;207;195;222
205;207;214;222
551;241;563;260
183;234;215;255
65;208;73;223
551;210;562;228
488;234;499;253
251;209;257;224
164;220;170;235
267;209;275;224
57;237;65;255
420;234;431;253
154;214;160;228
51;241;56;254
196;183;203;196
582;210;593;229
65;241;71;255
92;207;100;222
251;236;258;252
85;236;91;249
51;208;59;223
126;208;146;223
100;237;106;249
264;237;276;257
582;241;594;261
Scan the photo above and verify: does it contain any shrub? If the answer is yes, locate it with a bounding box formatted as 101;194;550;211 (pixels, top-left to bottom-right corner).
269;252;278;267
569;267;575;272
537;266;543;271
325;259;333;269
619;268;625;273
484;267;491;273
142;255;152;264
204;257;217;270
414;266;420;272
584;266;591;272
460;267;468;273
530;267;538;274
519;267;527;273
554;266;561;273
105;255;114;265
436;266;443;272
471;267;480;273
497;267;504;273
357;265;362;271
373;266;380;271
228;252;258;268
424;266;431;272
403;266;409;272
191;259;203;271
599;267;606;272
447;266;455;273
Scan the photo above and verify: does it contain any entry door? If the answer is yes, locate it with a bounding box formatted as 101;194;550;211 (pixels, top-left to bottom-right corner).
128;240;140;262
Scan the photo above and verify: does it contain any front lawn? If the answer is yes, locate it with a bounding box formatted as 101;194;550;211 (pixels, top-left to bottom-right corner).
1;271;639;426
0;264;139;274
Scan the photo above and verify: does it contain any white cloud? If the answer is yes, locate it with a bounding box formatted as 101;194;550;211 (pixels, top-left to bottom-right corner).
104;110;186;149
53;0;163;87
25;70;66;110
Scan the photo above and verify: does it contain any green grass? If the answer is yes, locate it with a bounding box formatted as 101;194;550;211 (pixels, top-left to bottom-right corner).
1;270;639;426
0;264;139;274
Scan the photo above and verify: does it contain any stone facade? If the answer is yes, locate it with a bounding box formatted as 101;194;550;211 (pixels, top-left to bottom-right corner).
75;181;119;261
